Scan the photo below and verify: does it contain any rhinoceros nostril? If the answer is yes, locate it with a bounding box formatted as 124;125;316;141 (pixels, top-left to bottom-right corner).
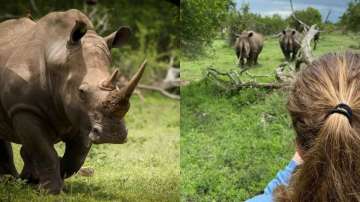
91;127;101;134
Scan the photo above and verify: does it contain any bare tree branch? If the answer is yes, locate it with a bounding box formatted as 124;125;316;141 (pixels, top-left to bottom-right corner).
137;84;180;100
295;25;319;70
289;0;309;32
324;9;332;23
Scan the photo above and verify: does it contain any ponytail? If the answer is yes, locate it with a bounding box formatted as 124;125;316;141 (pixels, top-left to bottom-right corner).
276;52;360;202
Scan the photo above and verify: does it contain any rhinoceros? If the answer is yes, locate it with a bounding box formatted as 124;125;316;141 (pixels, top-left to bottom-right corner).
279;28;301;61
0;9;146;194
234;31;263;67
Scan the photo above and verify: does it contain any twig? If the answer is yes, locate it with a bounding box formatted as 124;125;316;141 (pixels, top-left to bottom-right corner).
232;82;283;90
244;71;271;78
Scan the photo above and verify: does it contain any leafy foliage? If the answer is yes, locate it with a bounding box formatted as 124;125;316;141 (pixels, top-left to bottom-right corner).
287;7;322;31
180;0;234;56
0;0;179;82
340;0;360;32
0;0;178;51
227;3;287;45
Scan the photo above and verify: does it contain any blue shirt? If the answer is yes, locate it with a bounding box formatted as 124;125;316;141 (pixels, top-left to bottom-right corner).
246;160;298;202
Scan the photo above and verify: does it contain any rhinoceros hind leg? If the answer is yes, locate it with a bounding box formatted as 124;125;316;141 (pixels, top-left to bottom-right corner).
0;140;18;177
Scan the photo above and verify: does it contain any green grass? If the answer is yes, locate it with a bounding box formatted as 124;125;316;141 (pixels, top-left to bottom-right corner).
181;33;360;201
0;93;179;202
181;33;359;82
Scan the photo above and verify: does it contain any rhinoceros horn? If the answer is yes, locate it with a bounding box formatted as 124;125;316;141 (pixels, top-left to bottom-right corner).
119;59;147;99
103;60;147;115
100;69;119;91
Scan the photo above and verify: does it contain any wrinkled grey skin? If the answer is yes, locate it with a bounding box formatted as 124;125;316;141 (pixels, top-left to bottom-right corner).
0;9;146;194
234;31;264;67
279;29;301;61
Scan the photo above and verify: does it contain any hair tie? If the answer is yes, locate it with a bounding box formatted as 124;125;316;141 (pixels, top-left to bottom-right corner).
327;103;352;122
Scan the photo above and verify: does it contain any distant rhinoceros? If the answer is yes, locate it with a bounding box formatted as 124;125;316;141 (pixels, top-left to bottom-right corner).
234;31;263;67
279;28;301;61
0;9;146;194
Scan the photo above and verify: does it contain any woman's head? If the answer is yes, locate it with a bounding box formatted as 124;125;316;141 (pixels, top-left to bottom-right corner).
277;52;360;202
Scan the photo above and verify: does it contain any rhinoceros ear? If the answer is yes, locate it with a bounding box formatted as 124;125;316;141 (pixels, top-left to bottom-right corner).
70;21;87;44
282;30;286;35
105;27;131;49
248;32;253;37
292;30;296;35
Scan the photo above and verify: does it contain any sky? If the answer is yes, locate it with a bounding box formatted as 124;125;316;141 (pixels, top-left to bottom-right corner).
236;0;352;22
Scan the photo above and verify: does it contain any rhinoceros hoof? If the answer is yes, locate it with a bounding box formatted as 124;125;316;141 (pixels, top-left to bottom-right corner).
38;179;64;195
20;170;40;184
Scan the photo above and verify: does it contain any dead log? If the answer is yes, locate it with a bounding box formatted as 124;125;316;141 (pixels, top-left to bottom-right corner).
295;25;319;70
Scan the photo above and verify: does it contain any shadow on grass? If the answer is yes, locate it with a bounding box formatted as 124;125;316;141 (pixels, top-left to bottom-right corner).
64;180;120;200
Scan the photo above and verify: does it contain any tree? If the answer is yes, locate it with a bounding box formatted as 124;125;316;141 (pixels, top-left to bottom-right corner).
0;0;179;54
340;0;360;32
288;7;322;31
181;0;234;55
226;3;287;45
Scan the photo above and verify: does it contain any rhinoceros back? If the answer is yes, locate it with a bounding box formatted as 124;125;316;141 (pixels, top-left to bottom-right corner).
0;17;36;67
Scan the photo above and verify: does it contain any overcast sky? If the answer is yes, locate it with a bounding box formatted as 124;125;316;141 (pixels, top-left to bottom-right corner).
236;0;352;22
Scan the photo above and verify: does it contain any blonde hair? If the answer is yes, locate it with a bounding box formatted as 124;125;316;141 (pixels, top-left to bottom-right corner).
276;52;360;202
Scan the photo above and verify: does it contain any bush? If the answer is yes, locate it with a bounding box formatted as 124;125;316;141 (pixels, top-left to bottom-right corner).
340;0;360;32
287;7;322;31
226;3;287;45
181;0;233;56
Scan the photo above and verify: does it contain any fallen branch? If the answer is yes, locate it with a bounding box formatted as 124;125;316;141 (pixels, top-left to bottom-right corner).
275;62;295;83
244;71;272;79
137;84;180;100
205;67;284;91
232;82;283;90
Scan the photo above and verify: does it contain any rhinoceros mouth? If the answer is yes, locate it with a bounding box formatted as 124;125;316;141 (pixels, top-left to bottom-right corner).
88;127;128;144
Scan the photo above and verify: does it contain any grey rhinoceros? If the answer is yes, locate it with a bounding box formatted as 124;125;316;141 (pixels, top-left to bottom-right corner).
0;9;146;194
279;28;301;61
234;31;264;67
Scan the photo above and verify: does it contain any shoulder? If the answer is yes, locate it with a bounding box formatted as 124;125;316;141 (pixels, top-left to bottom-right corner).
0;17;35;40
246;193;273;202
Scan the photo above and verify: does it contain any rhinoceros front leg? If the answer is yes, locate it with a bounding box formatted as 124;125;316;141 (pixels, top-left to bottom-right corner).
19;146;40;184
12;112;63;194
0;139;18;177
60;136;90;179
